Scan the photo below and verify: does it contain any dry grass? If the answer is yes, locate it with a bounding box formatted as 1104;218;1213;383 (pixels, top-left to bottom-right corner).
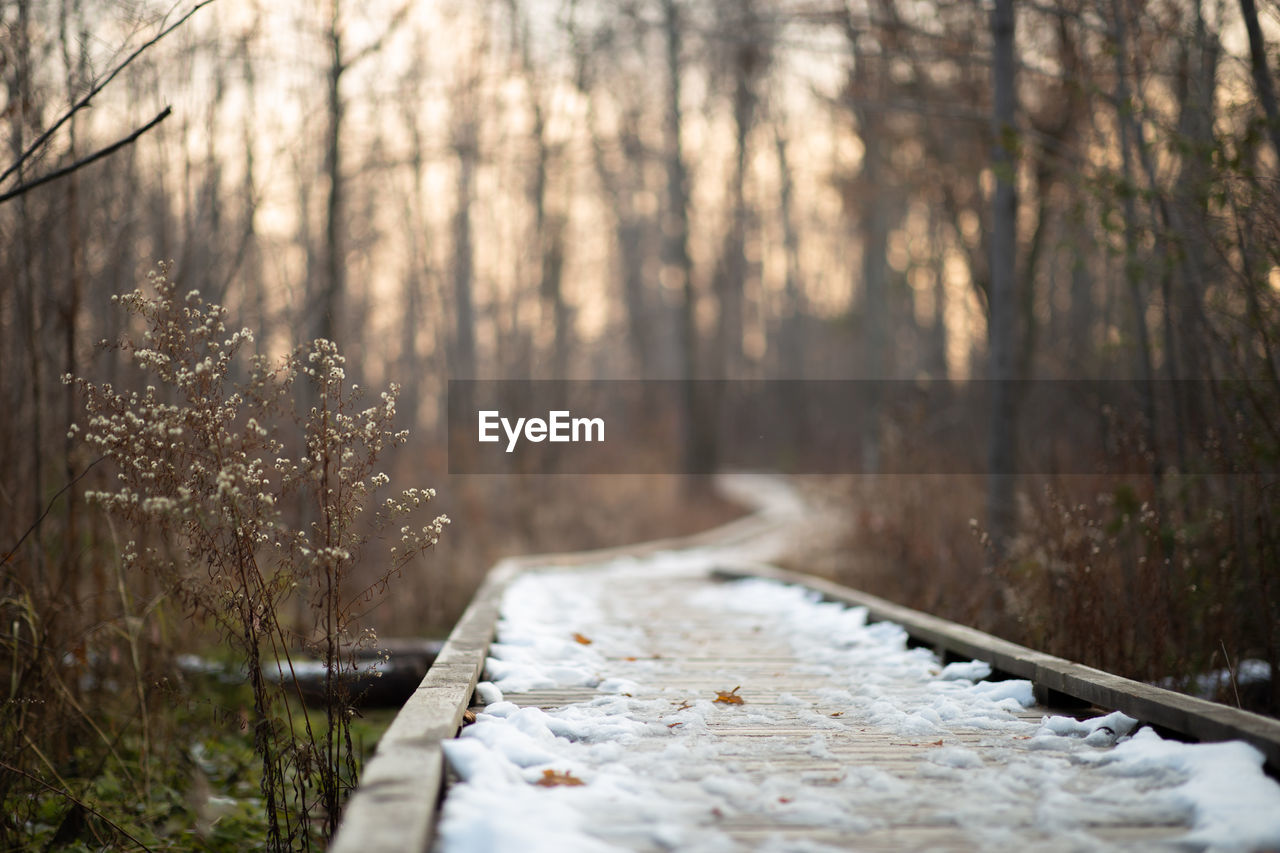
786;471;1279;717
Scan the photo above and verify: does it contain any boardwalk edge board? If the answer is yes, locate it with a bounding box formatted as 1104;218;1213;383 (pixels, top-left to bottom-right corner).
327;559;517;853
711;561;1280;776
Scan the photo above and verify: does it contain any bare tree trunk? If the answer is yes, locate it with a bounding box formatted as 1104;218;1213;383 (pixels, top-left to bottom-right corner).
773;118;810;448
452;115;478;381
531;92;568;378
662;0;714;477
716;0;762;379
399;83;429;427
1108;0;1158;411
1016;5;1086;378
1108;0;1173;660
196;61;227;303
508;0;569;379
928;209;949;379
621;151;652;372
297;157;318;344
320;0;346;347
774;122;804;379
1015;157;1053;381
1066;202;1095;370
987;0;1018;560
9;0;47;592
59;0;86;609
581;60;654;374
1238;0;1280;160
1169;0;1219;454
840;2;892;473
1111;0;1172;471
237;16;265;351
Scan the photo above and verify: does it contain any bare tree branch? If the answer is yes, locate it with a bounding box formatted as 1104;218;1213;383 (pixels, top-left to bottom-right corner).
0;107;172;205
0;0;213;187
0;758;155;852
344;1;412;69
1;455;104;566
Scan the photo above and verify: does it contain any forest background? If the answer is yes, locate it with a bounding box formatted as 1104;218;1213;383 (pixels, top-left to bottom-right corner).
3;0;1280;849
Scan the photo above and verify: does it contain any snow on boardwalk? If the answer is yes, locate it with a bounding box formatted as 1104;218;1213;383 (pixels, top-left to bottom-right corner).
438;554;1280;853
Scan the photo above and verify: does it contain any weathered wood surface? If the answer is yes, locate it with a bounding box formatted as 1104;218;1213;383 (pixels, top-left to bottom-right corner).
714;561;1280;775
479;569;1196;851
330;474;811;853
328;561;517;853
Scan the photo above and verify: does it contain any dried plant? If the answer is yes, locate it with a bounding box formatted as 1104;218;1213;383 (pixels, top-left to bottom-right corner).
67;263;447;849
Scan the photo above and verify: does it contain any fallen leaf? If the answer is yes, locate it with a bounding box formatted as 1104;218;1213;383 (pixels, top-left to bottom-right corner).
778;797;793;804
714;686;744;705
535;769;585;787
572;633;593;645
624;656;637;661
829;711;843;717
667;722;683;728
674;700;692;711
462;710;477;725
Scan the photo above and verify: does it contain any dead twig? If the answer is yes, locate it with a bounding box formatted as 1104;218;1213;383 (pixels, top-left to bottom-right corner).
0;0;214;187
0;108;172;205
0;759;156;852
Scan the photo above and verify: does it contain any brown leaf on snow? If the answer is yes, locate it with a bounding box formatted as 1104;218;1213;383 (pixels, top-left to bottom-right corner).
714;686;744;705
572;632;593;645
535;769;585;787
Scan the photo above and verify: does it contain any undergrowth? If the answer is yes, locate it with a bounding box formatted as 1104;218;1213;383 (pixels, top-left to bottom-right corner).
0;264;447;851
814;464;1279;715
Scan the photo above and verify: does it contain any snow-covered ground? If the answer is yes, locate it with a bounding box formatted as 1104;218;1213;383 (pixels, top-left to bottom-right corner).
436;551;1280;853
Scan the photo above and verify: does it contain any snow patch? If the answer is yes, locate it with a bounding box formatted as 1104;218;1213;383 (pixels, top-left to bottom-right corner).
939;659;992;682
437;556;1280;852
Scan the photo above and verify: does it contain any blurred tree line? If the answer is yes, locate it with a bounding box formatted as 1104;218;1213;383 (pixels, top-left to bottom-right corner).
3;0;1280;839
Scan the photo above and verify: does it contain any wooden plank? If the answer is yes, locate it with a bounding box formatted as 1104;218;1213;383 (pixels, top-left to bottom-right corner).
330;560;518;853
713;561;1280;775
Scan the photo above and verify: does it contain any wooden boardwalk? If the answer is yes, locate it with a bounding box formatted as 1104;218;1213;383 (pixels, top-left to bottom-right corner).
332;475;1280;853
448;567;1189;851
